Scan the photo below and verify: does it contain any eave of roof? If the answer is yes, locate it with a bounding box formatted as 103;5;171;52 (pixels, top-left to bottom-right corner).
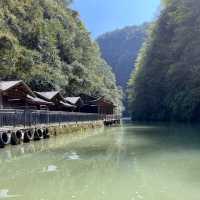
65;97;81;105
0;81;21;91
89;97;115;107
89;97;103;103
60;101;76;108
35;91;61;101
27;95;54;105
0;80;35;97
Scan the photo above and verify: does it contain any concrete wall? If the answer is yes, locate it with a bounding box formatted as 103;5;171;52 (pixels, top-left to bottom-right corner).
47;121;104;136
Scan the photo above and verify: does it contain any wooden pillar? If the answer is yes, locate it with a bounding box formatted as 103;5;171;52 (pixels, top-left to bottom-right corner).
98;105;100;114
0;93;3;109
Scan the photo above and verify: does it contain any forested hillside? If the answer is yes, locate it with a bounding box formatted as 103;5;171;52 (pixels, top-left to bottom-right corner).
0;0;122;109
97;24;148;89
97;24;148;115
128;0;200;121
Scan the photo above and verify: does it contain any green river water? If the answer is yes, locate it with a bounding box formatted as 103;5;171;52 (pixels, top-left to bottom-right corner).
0;122;200;200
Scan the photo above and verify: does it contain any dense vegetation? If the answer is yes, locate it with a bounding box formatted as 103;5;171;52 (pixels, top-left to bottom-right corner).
0;0;122;109
97;24;148;89
97;24;148;115
128;0;200;121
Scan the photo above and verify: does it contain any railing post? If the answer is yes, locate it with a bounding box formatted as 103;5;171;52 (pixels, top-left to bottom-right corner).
47;110;49;126
24;110;26;128
13;110;16;128
0;94;3;110
0;111;1;127
59;111;61;126
29;110;32;127
48;111;50;125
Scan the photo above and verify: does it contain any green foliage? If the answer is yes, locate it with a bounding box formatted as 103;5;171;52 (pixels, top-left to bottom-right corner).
97;24;148;89
97;24;148;115
0;0;122;110
128;0;200;122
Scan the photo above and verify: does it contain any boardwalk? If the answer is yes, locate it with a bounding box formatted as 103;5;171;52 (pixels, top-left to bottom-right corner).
0;109;120;131
0;109;102;129
0;109;120;148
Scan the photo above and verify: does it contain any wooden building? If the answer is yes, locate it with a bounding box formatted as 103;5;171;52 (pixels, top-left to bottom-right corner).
90;97;115;115
0;81;115;114
65;97;84;112
79;94;97;104
26;95;54;110
0;81;53;110
79;94;115;115
35;91;76;111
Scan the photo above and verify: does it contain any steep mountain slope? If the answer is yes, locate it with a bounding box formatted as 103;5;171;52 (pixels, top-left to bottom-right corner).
0;0;122;108
97;24;148;89
128;0;200;121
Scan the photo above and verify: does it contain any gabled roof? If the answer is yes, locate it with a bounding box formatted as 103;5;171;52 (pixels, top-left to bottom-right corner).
89;97;104;103
26;95;54;105
89;97;115;107
0;80;35;96
35;91;61;101
0;81;21;91
65;97;81;105
60;101;76;108
79;93;115;106
79;93;98;102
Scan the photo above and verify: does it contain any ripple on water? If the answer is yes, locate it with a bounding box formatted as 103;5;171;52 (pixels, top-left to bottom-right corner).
0;189;21;199
63;152;80;160
42;165;58;173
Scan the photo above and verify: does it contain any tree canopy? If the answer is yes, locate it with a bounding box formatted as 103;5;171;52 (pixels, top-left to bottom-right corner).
0;0;122;110
128;0;200;122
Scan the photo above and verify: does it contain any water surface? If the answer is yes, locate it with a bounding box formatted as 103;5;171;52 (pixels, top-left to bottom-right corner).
1;123;200;199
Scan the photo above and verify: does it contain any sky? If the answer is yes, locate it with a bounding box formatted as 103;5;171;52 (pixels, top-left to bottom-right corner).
72;0;161;38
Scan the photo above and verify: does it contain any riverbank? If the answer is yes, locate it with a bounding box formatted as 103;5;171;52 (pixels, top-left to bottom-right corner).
48;121;104;136
0;120;108;148
0;108;121;148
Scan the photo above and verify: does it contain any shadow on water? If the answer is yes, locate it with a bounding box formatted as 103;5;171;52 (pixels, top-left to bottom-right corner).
124;122;200;149
1;122;200;163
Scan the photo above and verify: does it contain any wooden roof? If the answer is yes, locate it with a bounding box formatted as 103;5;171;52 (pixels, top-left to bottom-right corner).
0;81;21;91
90;97;115;107
79;94;115;107
35;91;64;101
0;80;35;97
79;93;98;103
89;97;104;103
35;91;60;101
35;91;75;108
26;95;54;105
60;101;76;108
65;97;81;105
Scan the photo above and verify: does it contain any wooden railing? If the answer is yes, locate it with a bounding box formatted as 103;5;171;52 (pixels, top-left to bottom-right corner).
0;109;120;128
0;109;104;128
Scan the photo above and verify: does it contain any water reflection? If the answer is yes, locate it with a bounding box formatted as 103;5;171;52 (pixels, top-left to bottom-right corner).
0;128;104;163
0;124;200;199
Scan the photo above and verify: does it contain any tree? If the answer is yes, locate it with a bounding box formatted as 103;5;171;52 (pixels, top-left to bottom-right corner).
128;0;200;122
0;0;122;111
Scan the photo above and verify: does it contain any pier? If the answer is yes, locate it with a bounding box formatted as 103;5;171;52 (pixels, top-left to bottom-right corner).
0;109;120;148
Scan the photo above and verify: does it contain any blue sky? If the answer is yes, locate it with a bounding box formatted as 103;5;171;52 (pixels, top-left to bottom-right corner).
72;0;161;37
